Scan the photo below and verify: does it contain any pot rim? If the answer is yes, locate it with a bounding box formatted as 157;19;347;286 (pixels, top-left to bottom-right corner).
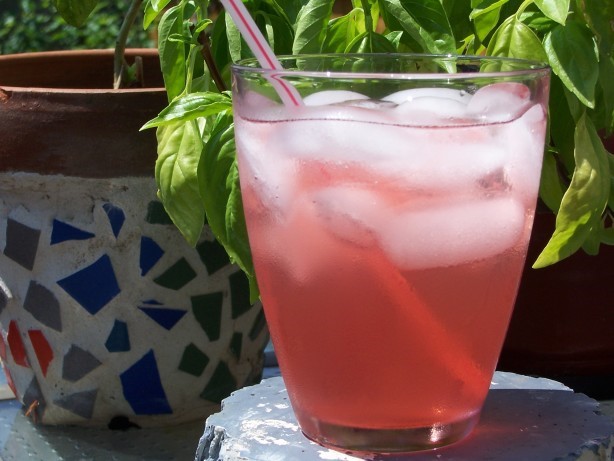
0;48;166;94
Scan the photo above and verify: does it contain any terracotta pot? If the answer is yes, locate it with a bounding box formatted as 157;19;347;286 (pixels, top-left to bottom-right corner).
0;50;268;426
499;209;614;398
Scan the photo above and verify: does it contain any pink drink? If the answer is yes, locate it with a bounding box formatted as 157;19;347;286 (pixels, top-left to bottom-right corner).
232;55;550;453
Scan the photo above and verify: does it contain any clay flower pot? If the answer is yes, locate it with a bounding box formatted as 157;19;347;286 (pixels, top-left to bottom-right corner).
0;49;268;426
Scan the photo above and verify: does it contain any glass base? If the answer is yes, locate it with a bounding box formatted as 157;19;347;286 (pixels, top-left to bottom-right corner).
302;412;480;455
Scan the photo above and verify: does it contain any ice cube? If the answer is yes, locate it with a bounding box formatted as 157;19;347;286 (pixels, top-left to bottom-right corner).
380;197;525;269
310;186;385;247
303;90;369;106
383;88;472;105
383;88;472;126
234;118;297;215
466;83;532;123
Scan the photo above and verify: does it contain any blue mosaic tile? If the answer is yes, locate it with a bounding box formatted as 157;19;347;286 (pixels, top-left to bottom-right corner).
139;306;187;331
105;320;131;352
140;236;164;276
57;254;120;315
229;333;243;361
0;283;8;314
102;203;126;238
54;389;98;420
3;218;40;270
249;307;267;341
62;345;102;382
50;219;95;245
120;350;172;415
24;281;62;332
145;201;173;225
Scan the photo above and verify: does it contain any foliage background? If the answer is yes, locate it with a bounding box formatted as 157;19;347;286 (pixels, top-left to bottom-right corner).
0;0;154;54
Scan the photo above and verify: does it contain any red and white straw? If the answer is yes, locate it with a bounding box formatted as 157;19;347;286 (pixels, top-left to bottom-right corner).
220;0;302;106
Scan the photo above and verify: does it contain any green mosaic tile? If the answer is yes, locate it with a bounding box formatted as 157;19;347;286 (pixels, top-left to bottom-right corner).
154;258;197;290
191;292;223;341
229;333;242;361
229;271;252;319
200;361;236;404
145;201;174;225
196;239;230;275
178;343;210;377
249;307;267;341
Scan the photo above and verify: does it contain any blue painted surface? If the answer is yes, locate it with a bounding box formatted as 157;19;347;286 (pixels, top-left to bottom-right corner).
57;254;121;315
50;219;95;245
120;350;172;415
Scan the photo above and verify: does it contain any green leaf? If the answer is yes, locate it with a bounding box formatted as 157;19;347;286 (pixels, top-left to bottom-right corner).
53;0;99;27
539;149;566;213
155;120;205;247
142;92;232;129
143;0;173;29
533;0;569;25
293;0;335;54
534;112;610;267
470;0;508;43
543;21;599;109
198;112;259;300
486;15;548;62
158;4;188;101
322;8;366;53
347;31;397;53
576;0;614;56
379;0;456;58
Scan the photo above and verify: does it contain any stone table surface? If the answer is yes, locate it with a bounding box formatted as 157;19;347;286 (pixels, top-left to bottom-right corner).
196;372;614;461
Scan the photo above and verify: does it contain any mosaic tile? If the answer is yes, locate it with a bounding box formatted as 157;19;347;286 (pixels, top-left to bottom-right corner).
229;271;252;320
54;389;98;420
139;306;187;331
3;218;40;270
178;343;210;377
7;320;29;367
249;307;267;341
23;377;45;421
120;350;172;415
103;203;126;238
145;201;173;225
62;345;102;382
23;281;62;332
200;361;236;404
28;330;53;377
57;254;120;315
0;336;6;361
140;236;164;276
105;320;131;353
153;258;197;290
0;281;9;314
191;292;223;341
229;333;243;361
50;219;95;245
197;239;230;275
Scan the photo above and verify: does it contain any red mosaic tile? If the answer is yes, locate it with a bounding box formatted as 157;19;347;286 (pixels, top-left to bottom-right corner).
7;320;29;368
28;330;53;377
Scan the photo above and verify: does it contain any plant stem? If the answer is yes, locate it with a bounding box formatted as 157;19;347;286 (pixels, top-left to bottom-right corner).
199;31;227;92
114;0;143;89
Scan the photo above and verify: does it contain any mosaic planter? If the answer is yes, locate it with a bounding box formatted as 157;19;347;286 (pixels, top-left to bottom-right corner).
0;50;268;426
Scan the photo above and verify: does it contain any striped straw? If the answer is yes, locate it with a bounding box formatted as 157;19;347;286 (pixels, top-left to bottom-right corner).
219;0;302;106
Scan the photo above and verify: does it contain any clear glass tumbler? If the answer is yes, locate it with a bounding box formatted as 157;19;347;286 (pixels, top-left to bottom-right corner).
231;54;550;454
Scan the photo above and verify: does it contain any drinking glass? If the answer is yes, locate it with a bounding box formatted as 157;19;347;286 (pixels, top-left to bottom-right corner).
231;54;550;454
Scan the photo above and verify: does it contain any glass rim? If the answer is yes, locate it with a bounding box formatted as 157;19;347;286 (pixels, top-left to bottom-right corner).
232;53;550;81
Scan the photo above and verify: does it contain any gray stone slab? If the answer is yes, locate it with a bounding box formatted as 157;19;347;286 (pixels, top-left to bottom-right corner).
196;373;614;461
